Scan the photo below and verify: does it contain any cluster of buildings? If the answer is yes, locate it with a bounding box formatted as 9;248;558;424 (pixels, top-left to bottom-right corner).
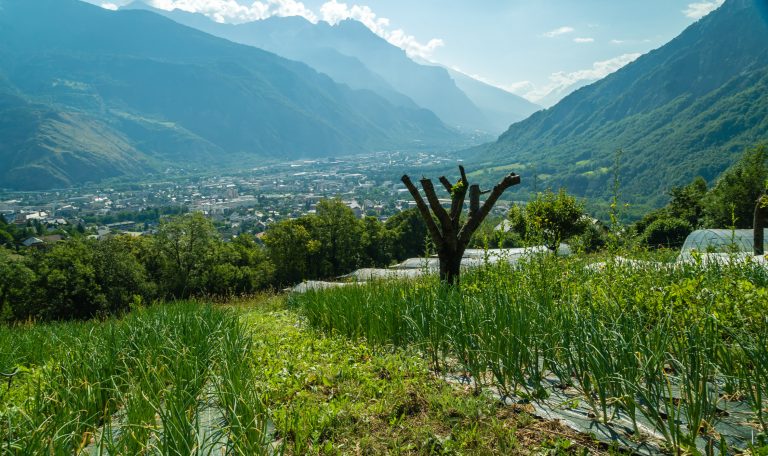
1;151;460;244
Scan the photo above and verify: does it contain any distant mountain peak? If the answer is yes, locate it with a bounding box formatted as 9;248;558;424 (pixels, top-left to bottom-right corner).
0;0;460;190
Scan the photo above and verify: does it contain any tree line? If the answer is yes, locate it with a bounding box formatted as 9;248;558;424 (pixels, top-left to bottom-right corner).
1;144;765;322
0;201;429;322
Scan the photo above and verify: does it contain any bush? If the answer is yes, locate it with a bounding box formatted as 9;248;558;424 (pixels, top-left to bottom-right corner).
641;217;692;249
509;188;588;251
570;221;608;253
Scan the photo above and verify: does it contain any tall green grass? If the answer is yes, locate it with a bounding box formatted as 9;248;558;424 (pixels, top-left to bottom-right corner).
0;303;272;455
290;253;768;454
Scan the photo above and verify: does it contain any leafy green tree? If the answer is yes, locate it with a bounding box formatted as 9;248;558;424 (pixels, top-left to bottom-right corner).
703;145;768;228
204;234;275;295
669;176;708;227
93;237;155;313
155;212;219;298
312;199;363;277
523;188;587;251
30;239;106;320
361;216;393;267
264;219;315;286
0;248;36;321
384;208;428;261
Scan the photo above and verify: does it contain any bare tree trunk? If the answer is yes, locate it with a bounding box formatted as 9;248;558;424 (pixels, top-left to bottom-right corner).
438;247;464;285
401;166;520;285
756;195;766;256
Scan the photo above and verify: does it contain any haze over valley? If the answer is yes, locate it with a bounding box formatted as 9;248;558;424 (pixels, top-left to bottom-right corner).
1;0;767;211
5;3;768;454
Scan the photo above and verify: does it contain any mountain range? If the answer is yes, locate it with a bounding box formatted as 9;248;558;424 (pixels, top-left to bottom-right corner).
120;1;541;134
0;0;464;190
2;0;766;202
471;0;768;206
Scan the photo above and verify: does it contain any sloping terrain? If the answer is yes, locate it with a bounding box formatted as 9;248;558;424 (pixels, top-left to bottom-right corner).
0;0;458;189
472;0;768;205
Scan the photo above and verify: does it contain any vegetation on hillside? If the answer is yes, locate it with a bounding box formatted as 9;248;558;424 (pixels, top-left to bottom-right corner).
632;144;768;247
0;0;458;190
0;201;432;322
475;0;768;205
2;144;767;322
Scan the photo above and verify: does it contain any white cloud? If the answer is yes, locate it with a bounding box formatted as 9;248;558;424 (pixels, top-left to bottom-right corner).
146;0;317;24
573;37;594;43
509;53;642;104
100;2;119;10
504;80;536;94
683;0;724;20
610;39;625;44
143;0;443;58
319;0;444;59
542;26;575;38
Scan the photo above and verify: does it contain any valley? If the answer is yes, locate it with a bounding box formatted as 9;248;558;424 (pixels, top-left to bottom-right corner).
2;1;768;454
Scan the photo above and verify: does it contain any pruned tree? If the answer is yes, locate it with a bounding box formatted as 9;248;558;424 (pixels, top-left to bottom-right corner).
401;166;521;284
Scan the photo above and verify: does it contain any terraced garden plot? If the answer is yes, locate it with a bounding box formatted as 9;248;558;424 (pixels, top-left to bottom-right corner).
1;299;602;455
290;253;768;455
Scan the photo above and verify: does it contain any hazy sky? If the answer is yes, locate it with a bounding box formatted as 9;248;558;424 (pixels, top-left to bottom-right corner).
89;0;726;105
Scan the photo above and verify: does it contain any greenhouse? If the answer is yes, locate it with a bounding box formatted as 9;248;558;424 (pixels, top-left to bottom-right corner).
678;229;768;261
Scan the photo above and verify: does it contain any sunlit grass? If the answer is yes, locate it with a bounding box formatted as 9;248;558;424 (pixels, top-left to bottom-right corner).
290;253;768;454
1;296;602;455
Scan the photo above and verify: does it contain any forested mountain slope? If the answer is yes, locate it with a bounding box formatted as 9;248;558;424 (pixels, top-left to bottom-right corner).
0;0;458;190
472;0;768;205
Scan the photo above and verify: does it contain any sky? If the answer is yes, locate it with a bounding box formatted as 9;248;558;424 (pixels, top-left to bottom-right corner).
89;0;726;106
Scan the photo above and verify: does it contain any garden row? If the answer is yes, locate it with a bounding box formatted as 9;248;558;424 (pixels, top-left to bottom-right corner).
290;253;768;454
0;303;271;455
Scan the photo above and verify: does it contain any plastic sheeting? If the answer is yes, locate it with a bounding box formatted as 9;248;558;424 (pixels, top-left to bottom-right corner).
679;229;768;260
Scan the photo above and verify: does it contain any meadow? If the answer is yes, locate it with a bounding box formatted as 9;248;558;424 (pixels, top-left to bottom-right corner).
290;252;768;455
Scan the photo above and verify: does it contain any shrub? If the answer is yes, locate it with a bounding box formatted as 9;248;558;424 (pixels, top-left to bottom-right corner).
641;217;692;249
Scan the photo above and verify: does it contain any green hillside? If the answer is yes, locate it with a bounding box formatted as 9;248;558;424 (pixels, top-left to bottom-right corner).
122;3;529;134
472;0;768;206
0;0;459;190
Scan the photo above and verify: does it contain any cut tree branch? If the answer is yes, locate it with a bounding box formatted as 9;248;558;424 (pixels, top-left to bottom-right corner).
450;168;468;224
459;165;468;183
420;178;453;238
439;176;453;194
459;173;521;245
401;174;444;248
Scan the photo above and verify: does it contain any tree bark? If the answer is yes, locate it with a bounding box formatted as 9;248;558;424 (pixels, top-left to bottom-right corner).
438;247;464;285
401;166;520;285
755;195;766;256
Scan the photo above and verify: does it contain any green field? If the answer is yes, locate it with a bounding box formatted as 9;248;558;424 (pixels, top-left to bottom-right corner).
0;296;605;455
2;251;768;454
290;253;768;455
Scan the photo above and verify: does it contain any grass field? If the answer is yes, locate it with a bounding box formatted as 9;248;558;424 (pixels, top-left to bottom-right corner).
0;297;606;455
290;252;768;455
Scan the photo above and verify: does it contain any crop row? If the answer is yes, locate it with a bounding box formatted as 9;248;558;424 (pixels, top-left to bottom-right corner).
0;303;271;455
290;254;768;454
